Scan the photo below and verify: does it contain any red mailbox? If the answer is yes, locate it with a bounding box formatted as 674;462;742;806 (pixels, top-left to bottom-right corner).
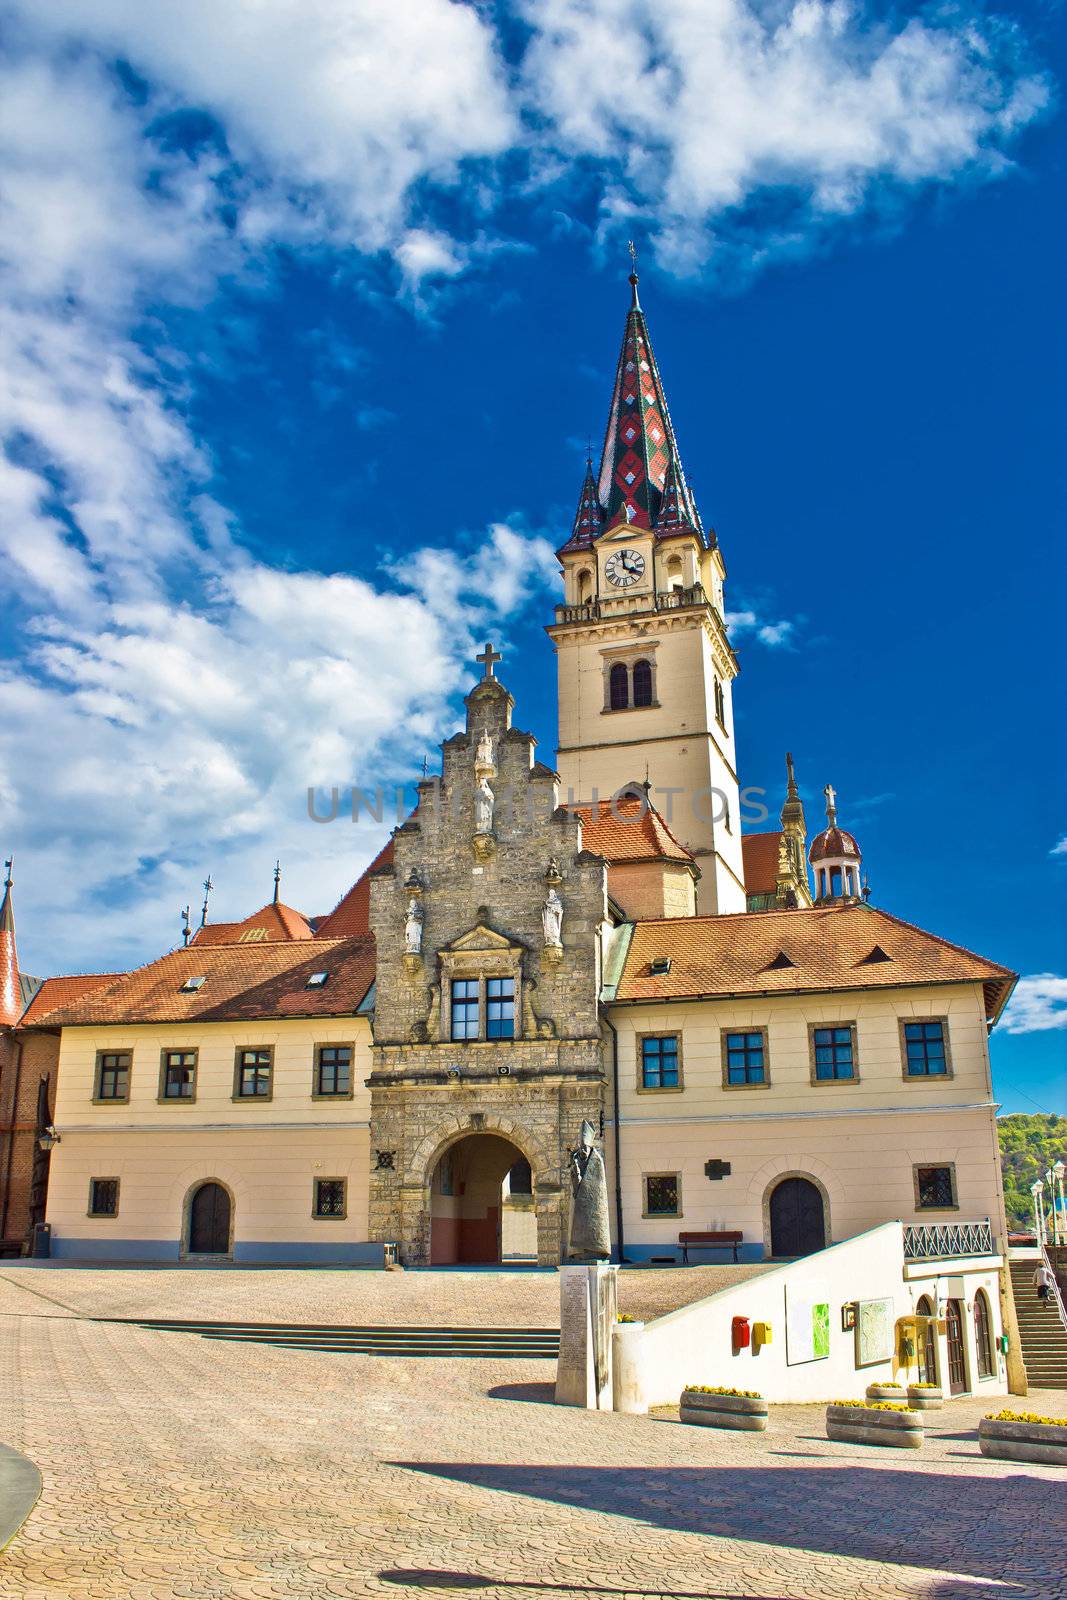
732;1315;751;1350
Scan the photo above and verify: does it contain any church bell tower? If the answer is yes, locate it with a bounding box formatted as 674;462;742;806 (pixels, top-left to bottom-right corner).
548;269;746;914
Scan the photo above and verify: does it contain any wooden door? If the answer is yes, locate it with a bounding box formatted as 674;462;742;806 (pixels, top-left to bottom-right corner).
945;1298;967;1394
769;1177;826;1258
189;1183;231;1255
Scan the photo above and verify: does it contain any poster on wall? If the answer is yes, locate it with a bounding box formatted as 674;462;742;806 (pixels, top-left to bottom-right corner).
785;1281;831;1365
855;1297;895;1368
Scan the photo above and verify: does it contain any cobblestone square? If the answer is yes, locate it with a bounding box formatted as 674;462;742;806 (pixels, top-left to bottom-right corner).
1;1267;1065;1600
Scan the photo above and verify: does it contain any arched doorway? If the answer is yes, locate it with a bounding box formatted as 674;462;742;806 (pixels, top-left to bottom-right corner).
187;1182;231;1256
429;1134;531;1265
916;1294;938;1385
769;1176;826;1258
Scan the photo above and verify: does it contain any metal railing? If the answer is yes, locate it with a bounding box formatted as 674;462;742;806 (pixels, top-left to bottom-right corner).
902;1218;994;1260
1041;1243;1067;1336
554;583;710;626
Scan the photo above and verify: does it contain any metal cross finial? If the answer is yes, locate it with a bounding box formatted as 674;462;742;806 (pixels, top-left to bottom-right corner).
823;783;837;825
627;239;641;308
200;875;214;928
476;641;501;680
273;860;281;905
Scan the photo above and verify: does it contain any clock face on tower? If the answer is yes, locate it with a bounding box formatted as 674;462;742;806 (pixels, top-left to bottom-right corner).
604;549;646;588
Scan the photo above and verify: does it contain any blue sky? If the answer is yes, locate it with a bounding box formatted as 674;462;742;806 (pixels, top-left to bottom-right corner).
0;1;1063;1113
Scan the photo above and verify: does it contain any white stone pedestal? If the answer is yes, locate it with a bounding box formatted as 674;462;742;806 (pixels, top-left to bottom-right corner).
555;1263;618;1409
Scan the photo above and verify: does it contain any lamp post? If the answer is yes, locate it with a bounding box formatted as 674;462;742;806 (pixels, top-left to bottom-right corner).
1053;1161;1066;1248
1031;1180;1045;1246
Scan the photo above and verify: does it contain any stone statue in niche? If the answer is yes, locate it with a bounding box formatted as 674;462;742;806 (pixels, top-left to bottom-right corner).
474;772;495;836
404;896;423;955
542;886;564;949
567;1119;611;1261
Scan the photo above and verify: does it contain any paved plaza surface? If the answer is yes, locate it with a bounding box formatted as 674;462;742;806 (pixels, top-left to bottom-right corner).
1;1267;1065;1600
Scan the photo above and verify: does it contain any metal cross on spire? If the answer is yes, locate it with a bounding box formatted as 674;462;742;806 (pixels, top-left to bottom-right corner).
200;875;214;928
476;642;501;679
823;784;837;825
627;239;641;308
273;860;281;905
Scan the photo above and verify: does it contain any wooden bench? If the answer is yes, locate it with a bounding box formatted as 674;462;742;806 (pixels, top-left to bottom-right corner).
679;1230;743;1264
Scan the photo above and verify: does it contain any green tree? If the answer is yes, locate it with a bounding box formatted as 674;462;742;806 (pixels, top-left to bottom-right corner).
997;1114;1067;1232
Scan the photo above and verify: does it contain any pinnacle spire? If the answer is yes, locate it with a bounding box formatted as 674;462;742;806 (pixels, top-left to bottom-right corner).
562;456;604;550
654;452;697;536
0;856;20;1029
596;274;703;538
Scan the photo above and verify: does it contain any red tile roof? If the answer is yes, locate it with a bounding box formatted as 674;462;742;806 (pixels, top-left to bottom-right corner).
19;972;125;1026
315;840;396;939
29;938;375;1027
571;795;695;867
615;902;1015;1020
191;901;313;946
742;832;781;896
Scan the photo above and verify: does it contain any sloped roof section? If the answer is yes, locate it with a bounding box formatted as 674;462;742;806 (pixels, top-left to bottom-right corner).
316;840;396;939
571;795;696;868
191;901;313;946
742;832;782;896
30;938;375;1027
615;903;1015;1020
19;972;125;1026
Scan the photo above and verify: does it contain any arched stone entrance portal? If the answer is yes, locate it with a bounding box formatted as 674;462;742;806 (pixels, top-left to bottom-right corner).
429;1134;534;1265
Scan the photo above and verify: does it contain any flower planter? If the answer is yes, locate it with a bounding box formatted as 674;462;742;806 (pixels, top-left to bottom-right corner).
906;1385;944;1411
680;1389;768;1432
979;1418;1067;1466
826;1404;924;1449
866;1384;906;1402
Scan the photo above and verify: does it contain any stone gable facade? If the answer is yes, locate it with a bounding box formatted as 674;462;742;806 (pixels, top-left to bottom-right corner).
366;672;608;1264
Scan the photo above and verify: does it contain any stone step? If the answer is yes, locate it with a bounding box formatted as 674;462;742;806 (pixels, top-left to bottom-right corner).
99;1316;560;1358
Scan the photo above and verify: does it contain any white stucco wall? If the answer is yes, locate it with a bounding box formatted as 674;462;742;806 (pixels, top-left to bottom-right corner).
627;1224;1008;1404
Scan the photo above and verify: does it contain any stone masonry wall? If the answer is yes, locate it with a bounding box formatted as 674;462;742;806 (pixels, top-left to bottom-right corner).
367;673;609;1264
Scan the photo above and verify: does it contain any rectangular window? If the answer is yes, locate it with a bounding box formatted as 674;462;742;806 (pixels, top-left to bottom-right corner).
644;1174;680;1217
903;1020;949;1077
88;1177;119;1217
95;1051;131;1102
313;1178;347;1219
234;1047;273;1099
810;1025;856;1081
486;977;515;1040
641;1035;680;1089
315;1044;353;1097
714;678;726;729
160;1049;197;1100
451;978;480;1041
723;1029;767;1086
915;1165;957;1210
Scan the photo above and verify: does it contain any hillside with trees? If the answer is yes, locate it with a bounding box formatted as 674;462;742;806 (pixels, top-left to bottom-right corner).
998;1113;1067;1231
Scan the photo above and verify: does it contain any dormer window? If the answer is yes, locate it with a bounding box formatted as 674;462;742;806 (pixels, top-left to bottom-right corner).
180;976;206;993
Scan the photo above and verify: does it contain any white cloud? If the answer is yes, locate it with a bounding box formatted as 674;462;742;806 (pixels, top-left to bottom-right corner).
726;608;798;649
520;0;1050;274
1001;975;1067;1035
1052;837;1067;857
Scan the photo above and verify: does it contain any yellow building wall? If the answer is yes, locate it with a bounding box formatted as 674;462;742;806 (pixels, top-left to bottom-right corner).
46;1017;375;1261
606;982;1006;1260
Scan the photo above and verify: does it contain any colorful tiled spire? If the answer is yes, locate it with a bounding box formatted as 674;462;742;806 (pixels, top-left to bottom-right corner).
559;456;604;552
596;264;703;539
0;857;19;1029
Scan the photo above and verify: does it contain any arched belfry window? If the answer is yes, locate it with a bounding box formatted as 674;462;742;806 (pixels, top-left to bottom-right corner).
609;661;629;711
576;568;593;604
632;659;654;707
